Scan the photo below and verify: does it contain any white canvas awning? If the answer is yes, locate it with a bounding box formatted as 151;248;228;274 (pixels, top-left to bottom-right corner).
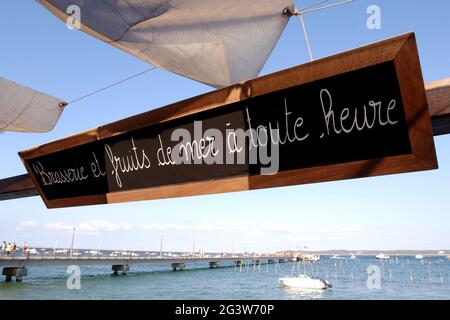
0;78;66;133
38;0;294;88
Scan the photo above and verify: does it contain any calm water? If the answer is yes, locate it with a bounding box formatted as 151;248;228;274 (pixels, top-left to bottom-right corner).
1;256;449;300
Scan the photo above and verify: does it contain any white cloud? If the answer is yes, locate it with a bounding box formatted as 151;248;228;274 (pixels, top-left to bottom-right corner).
77;220;133;232
16;220;41;231
19;220;41;227
18;219;132;235
16;220;363;236
141;223;189;231
45;222;75;232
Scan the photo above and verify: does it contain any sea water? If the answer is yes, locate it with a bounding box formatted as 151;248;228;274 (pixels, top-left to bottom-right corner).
0;256;449;300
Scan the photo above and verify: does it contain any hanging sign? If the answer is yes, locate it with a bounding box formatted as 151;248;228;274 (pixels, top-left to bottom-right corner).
19;33;437;208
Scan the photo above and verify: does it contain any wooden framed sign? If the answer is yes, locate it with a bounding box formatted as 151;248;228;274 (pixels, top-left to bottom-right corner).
20;33;438;208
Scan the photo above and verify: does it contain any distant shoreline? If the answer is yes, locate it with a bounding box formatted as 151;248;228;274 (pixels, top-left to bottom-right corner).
9;247;449;257
279;250;449;256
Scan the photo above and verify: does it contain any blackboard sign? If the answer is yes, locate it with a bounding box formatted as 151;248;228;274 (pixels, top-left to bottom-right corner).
20;33;437;208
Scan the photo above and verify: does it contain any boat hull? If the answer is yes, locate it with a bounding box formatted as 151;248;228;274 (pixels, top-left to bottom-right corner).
279;277;331;290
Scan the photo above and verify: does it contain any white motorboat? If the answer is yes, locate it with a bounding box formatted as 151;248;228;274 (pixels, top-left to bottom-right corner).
415;255;424;259
376;253;390;260
302;254;320;262
279;274;332;290
330;255;339;259
350;254;356;259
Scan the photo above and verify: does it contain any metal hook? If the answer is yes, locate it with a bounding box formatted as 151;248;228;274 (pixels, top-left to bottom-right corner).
282;7;296;17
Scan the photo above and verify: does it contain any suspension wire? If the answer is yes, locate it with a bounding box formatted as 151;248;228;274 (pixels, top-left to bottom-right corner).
65;66;157;106
299;0;354;15
298;14;314;61
300;0;329;11
284;0;354;62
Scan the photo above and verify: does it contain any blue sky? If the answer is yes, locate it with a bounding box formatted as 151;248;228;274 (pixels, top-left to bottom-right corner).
1;0;450;253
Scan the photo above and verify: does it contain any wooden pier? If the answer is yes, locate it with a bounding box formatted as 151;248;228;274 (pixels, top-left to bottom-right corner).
0;255;297;282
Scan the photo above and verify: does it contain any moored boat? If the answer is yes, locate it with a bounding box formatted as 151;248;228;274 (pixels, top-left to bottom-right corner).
376;253;390;260
302;254;320;262
279;274;332;290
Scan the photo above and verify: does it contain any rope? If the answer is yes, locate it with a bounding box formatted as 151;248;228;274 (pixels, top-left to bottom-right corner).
298;14;314;61
65;66;158;106
284;0;354;62
300;0;354;15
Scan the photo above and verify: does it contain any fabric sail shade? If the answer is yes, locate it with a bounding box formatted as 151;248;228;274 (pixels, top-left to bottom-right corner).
37;0;294;88
0;78;66;133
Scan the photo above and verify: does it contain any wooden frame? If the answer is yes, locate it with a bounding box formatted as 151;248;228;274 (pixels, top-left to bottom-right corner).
19;33;437;208
426;78;450;136
0;174;38;201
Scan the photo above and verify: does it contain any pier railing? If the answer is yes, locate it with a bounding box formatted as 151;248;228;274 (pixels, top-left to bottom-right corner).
0;255;294;266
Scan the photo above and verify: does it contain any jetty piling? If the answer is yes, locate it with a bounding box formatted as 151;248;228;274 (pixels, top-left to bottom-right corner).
172;262;185;272
111;264;129;276
2;267;28;282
